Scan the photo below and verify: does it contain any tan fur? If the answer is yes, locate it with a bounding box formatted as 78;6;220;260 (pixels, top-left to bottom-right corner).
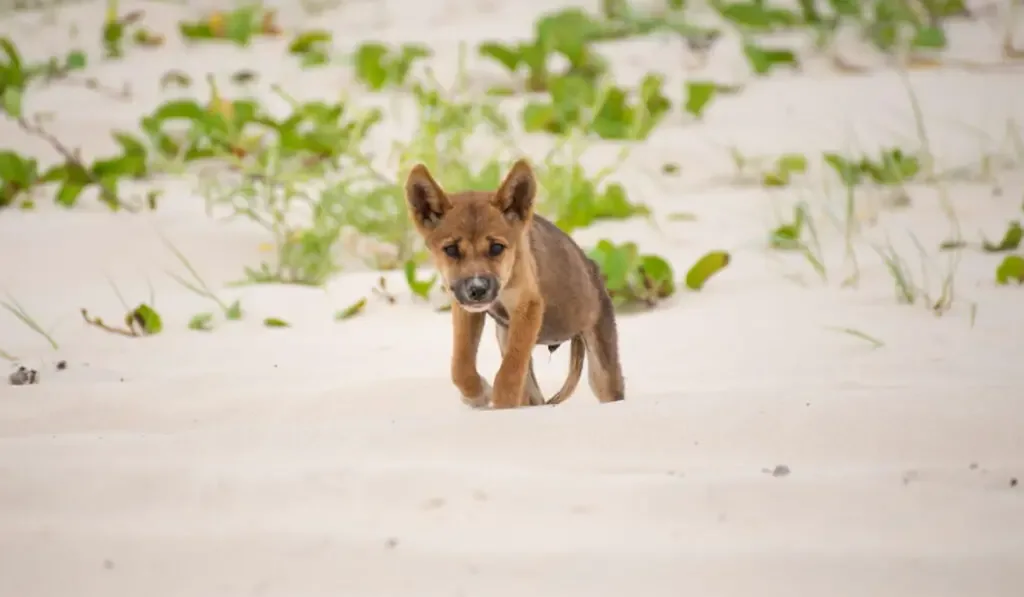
404;159;625;409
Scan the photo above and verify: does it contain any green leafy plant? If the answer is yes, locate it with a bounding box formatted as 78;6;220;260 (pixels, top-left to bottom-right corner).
2;37;147;210
2;37;90;111
352;42;431;90
2;118;146;210
522;73;670;140
478;8;611;93
533;146;649;233
588;240;675;309
102;6;164;59
824;149;920;187
178;5;282;46
142;78;380;171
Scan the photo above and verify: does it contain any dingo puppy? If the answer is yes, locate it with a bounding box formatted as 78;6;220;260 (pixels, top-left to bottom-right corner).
404;159;625;409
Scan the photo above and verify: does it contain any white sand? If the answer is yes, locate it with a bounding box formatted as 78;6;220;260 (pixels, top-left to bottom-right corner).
2;1;1024;595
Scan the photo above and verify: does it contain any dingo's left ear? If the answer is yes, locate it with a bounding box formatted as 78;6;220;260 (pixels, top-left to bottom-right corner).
492;159;536;223
405;164;452;231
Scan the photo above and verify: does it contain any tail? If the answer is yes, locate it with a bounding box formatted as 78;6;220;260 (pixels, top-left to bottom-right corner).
545;335;585;405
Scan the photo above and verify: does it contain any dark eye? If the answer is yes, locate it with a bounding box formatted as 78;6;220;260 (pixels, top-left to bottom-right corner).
443;244;460;259
488;242;505;257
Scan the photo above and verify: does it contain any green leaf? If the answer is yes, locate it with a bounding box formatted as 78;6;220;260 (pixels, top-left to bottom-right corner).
522;102;558;133
65;50;87;70
770;205;806;249
224;299;243;320
797;0;821;23
478;42;522;72
2;87;22;118
225;6;258;45
335;297;367;320
404;260;437;299
589;240;636;291
777;153;808;174
762;153;808;187
130;304;163;335
0;151;35;185
639;254;676;298
911;26;946;50
827;0;861;16
263;317;290;328
92;154;147;179
824;153;862;186
289;29;332;54
1;37;25;83
112;132;147;157
743;43;799;75
148;99;207;123
685;250;730;290
718;2;774;29
982;221;1023;253
188;312;214;331
56;179;87;207
354;42;389;90
684;81;717;119
995;255;1024;285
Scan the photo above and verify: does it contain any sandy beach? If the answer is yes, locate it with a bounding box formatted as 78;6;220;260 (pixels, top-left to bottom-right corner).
1;0;1023;595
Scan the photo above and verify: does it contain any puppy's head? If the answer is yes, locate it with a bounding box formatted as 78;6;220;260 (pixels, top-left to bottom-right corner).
404;159;537;313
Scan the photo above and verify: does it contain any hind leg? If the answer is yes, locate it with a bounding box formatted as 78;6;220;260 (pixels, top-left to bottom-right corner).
495;323;546;406
582;291;625;402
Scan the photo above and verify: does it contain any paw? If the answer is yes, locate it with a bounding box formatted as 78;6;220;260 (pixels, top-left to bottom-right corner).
490;385;521;409
460;377;492;409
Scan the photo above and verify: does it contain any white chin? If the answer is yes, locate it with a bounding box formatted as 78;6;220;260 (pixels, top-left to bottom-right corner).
460;302;494;313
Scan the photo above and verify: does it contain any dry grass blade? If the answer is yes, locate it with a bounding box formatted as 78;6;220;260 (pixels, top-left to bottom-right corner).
160;235;235;316
824;326;885;349
873;241;917;305
1;293;59;350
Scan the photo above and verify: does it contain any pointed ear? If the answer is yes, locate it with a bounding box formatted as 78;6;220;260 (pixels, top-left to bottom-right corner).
492;159;536;223
405;164;452;230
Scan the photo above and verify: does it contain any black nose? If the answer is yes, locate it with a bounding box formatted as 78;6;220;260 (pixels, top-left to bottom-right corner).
456;275;497;304
466;277;492;301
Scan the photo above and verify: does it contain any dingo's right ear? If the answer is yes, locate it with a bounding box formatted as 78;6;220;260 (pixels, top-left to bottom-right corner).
405;164;452;231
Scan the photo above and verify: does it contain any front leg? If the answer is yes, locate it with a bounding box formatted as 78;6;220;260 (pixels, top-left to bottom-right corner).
491;296;544;409
451;306;489;408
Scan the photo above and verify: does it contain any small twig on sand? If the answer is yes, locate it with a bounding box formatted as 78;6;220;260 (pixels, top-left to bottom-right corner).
80;308;137;337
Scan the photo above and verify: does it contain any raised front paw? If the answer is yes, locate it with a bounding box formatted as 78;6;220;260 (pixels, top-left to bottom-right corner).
460;376;492;409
